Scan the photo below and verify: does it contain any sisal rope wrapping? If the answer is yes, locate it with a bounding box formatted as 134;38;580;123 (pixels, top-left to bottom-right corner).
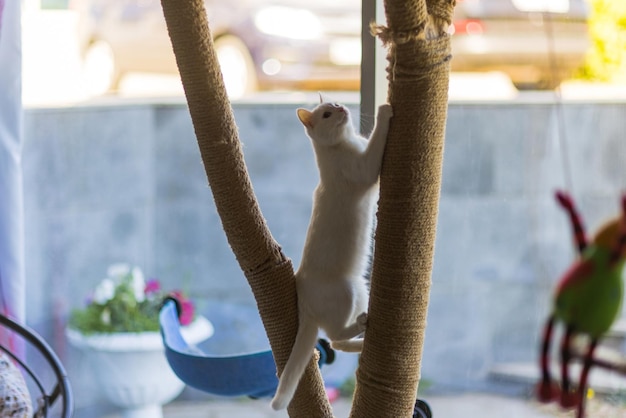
160;0;453;415
159;0;332;416
350;0;453;416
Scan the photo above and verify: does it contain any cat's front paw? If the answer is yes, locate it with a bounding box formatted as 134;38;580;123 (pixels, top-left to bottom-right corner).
377;104;393;121
356;312;368;332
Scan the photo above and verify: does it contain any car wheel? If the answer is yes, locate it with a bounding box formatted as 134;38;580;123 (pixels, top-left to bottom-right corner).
536;77;563;91
82;40;119;96
214;35;258;99
513;73;563;91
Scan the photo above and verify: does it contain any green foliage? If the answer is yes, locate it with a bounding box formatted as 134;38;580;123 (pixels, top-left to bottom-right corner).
68;298;161;334
339;376;356;398
579;0;626;81
69;274;162;334
68;264;194;335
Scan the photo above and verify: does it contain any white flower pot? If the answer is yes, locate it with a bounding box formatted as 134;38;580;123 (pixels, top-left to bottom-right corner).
67;317;213;418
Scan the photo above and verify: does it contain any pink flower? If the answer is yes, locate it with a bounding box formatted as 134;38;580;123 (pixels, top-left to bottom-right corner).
144;279;161;295
170;290;195;326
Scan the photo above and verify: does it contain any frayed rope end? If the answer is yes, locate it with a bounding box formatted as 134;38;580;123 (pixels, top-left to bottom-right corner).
370;21;427;46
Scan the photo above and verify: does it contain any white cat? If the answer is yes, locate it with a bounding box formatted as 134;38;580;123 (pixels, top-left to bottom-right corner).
270;97;393;410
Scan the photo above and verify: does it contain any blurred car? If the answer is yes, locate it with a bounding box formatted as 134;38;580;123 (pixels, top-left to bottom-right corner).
451;0;590;89
72;0;589;97
72;0;362;98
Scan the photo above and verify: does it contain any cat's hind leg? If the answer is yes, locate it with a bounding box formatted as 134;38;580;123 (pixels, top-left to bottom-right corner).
326;312;367;352
331;337;363;352
326;312;367;342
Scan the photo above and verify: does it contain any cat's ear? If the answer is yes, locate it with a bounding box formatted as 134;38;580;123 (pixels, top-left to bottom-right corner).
318;92;333;104
297;108;314;129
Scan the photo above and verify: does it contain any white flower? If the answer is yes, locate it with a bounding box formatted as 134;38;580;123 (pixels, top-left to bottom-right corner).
100;308;111;325
107;263;131;280
94;279;115;304
131;267;146;302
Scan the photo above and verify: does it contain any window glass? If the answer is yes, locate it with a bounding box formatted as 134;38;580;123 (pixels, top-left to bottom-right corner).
17;0;626;417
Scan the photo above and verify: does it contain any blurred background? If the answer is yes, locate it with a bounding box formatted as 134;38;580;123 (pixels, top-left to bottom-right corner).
22;0;626;105
16;0;626;417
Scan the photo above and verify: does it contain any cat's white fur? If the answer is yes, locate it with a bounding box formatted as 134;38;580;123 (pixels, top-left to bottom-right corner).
270;96;393;410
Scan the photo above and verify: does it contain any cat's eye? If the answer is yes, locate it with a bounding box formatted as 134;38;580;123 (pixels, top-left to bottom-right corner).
323;111;332;119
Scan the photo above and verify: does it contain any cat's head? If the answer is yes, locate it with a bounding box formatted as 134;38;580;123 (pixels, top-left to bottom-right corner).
296;98;353;146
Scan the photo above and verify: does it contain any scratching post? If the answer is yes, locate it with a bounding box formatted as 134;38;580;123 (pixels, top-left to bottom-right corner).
159;0;331;416
160;0;453;416
351;1;453;417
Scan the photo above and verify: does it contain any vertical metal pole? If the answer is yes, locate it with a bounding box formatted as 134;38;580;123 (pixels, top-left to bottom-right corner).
361;0;390;135
360;0;376;135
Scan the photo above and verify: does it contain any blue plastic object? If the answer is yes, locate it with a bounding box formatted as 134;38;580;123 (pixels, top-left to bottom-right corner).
159;299;277;397
159;299;334;398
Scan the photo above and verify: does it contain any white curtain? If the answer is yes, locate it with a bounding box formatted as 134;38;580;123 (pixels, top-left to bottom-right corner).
0;0;25;325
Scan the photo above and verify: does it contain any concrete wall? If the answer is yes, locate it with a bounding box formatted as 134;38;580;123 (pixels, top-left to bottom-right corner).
22;99;626;411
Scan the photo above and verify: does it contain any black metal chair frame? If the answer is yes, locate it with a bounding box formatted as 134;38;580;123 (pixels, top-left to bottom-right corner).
0;314;73;418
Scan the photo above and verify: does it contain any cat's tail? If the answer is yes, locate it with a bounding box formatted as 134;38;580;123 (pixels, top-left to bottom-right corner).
270;319;319;410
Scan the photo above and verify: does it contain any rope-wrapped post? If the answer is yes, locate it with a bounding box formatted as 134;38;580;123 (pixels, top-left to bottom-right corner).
159;0;332;416
351;0;454;417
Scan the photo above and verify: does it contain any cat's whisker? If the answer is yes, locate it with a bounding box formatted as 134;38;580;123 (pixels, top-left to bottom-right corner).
358;113;377;136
